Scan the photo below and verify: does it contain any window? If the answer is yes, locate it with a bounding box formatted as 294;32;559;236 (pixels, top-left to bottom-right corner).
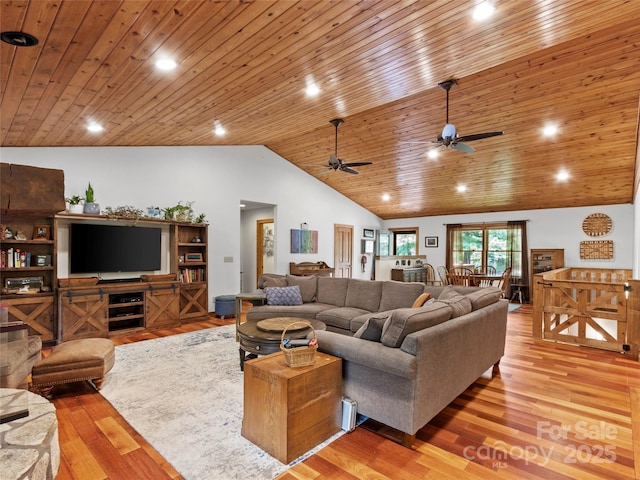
446;221;528;281
389;227;419;256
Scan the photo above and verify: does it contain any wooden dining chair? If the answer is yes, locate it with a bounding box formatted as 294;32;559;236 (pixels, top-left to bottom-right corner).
486;266;497;275
437;266;450;285
492;267;512;297
446;267;474;286
423;263;438;285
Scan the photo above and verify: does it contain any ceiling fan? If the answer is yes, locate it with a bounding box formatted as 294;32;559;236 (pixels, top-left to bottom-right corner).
319;118;373;174
407;79;504;153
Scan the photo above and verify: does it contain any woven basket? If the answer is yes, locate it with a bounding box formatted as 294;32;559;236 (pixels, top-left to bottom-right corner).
280;321;317;368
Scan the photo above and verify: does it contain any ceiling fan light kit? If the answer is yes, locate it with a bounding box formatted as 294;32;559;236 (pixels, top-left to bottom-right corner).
427;79;504;153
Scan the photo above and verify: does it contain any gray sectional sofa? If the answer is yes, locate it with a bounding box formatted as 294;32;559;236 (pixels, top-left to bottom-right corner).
247;274;508;446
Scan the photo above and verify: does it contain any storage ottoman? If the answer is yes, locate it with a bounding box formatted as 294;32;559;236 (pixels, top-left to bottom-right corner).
215;295;236;318
31;338;115;398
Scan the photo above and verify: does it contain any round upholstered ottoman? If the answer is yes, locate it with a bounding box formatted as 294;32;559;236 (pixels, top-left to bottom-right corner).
215;295;236;319
31;338;115;398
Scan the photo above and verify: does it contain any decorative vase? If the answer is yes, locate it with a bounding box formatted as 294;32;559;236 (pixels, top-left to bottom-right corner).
83;203;100;214
68;204;84;214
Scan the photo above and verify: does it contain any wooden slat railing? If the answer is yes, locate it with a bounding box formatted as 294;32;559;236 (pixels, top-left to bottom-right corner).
532;267;638;360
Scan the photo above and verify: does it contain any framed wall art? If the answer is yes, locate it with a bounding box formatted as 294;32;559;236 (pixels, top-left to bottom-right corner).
425;236;438;248
32;225;50;240
363;229;374;238
290;229;318;253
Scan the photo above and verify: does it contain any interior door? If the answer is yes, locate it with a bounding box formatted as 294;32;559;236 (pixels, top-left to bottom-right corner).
334;224;353;278
256;218;274;285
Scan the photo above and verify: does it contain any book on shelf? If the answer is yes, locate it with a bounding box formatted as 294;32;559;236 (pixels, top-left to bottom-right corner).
179;267;205;283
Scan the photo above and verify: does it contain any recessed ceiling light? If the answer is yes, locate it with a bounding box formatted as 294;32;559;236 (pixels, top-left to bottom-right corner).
87;122;103;133
457;184;467;193
1;31;39;47
472;2;495;21
427;149;439;159
542;124;558;137
382;193;390;201
305;82;320;97
213;121;226;137
155;58;177;71
556;170;570;181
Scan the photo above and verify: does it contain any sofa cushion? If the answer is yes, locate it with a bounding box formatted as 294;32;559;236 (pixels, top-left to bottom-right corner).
353;314;389;342
378;281;426;311
286;274;317;302
316;277;350;306
465;287;502;310
437;286;473;317
345;279;382;312
380;302;453;348
317;307;371;331
265;285;303;305
246;303;334;322
260;274;287;288
437;296;472;318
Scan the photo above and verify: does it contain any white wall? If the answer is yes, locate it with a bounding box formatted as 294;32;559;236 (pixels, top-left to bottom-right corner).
383;204;635;280
1;146;383;306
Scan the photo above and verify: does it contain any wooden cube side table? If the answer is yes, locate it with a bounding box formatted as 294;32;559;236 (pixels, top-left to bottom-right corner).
241;351;342;464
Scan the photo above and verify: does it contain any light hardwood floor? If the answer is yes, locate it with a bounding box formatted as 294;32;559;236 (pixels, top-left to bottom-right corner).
44;304;639;480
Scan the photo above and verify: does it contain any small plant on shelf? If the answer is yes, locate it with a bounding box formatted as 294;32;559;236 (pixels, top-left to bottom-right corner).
83;182;100;214
85;183;95;203
66;195;83;206
103;205;144;220
66;195;84;214
164;201;193;222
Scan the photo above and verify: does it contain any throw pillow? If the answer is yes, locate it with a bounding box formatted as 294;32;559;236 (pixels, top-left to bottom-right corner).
380;302;453;348
438;285;460;300
286;274;317;303
262;276;287;288
265;285;303;305
465;287;502;310
411;292;432;308
353;315;389;342
437;295;472;318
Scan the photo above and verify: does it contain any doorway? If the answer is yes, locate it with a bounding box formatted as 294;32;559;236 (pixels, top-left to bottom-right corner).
256;218;274;281
240;201;276;292
334;224;353;278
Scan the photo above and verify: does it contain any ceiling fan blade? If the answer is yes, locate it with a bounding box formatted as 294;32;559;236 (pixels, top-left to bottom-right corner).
340;166;360;174
342;161;373;167
456;131;503;142
450;141;475;153
319;167;334;174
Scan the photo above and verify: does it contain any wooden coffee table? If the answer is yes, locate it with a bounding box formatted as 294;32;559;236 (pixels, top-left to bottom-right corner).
236;317;326;371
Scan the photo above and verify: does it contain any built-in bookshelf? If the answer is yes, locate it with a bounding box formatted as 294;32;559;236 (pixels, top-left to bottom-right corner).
172;222;209;322
0;215;57;343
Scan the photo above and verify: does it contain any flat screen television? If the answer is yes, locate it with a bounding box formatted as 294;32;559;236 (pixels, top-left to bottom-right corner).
70;223;162;274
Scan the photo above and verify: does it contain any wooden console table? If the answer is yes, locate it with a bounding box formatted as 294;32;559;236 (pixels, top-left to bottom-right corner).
289;261;334;276
242;351;342;463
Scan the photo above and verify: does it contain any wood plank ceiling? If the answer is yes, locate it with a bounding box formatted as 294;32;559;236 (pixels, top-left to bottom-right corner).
1;0;639;219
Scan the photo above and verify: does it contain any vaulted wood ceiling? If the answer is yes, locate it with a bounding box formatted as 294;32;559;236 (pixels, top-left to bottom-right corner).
1;1;639;219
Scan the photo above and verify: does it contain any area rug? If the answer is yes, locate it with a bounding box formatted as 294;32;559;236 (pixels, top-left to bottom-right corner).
508;303;522;312
99;325;344;480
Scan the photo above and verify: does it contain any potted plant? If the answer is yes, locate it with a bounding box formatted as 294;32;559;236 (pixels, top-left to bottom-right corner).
164;201;193;222
66;195;84;214
83;182;100;214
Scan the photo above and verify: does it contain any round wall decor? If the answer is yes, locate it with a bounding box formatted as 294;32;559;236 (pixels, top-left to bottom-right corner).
582;213;612;237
